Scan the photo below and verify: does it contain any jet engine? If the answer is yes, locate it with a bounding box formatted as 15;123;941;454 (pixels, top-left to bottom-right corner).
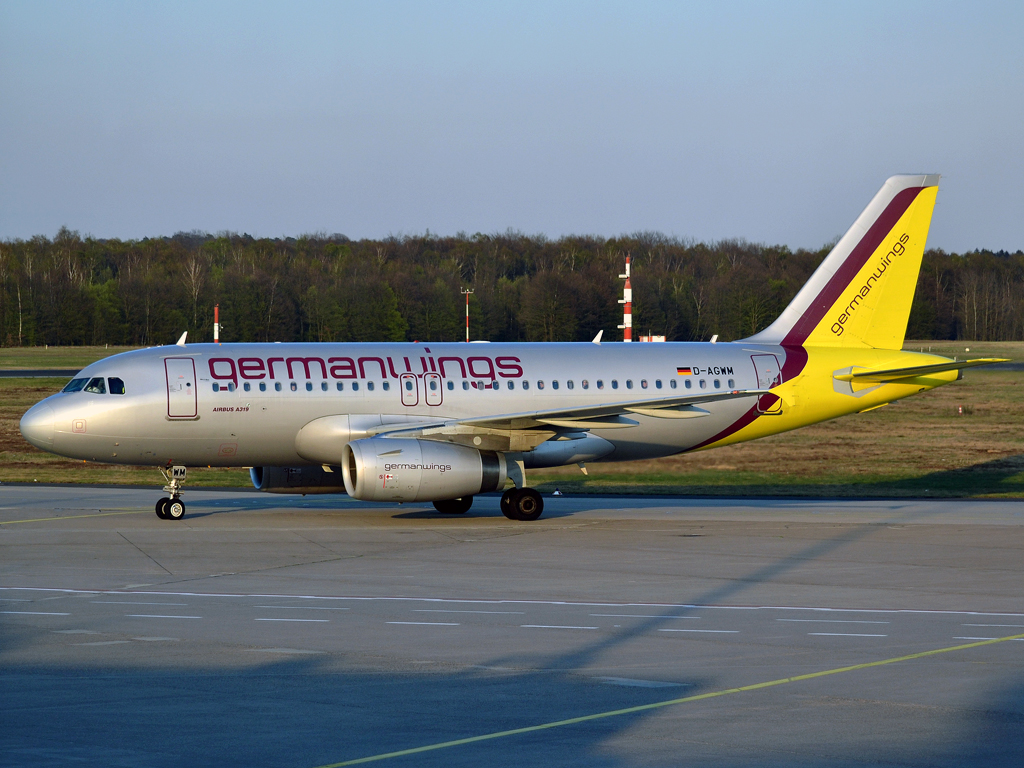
342;437;507;502
250;465;347;494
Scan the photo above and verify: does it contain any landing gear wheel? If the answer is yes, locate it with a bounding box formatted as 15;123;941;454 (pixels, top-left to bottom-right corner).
500;488;518;520
506;488;544;521
432;497;473;514
155;497;170;519
166;499;186;521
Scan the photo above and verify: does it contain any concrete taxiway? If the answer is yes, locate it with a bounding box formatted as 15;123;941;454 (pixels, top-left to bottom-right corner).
1;485;1022;767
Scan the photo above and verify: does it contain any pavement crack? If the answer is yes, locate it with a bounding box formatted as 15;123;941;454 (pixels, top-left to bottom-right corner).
116;532;173;575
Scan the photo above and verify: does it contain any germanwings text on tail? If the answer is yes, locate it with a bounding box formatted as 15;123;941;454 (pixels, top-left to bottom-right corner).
20;175;1005;521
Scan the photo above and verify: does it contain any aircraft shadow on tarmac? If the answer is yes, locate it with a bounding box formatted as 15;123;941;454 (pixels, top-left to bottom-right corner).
4;504;1023;767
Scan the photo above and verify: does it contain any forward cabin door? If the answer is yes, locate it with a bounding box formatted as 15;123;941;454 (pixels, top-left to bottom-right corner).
400;373;419;406
165;358;197;418
424;373;443;406
750;354;783;414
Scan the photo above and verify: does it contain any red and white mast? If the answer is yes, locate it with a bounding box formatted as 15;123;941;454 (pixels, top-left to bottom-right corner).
617;255;632;342
461;288;473;342
214;304;220;345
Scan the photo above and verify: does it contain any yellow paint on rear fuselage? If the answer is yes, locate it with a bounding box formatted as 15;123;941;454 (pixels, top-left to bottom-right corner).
700;347;958;450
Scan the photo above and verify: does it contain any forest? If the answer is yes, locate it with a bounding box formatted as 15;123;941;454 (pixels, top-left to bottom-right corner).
1;227;1022;347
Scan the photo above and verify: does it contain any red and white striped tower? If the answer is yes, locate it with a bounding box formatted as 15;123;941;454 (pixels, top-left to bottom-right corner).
214;304;220;344
617;255;632;342
461;288;473;342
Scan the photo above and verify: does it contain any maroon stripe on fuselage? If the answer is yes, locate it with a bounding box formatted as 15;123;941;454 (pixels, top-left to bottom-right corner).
780;186;923;347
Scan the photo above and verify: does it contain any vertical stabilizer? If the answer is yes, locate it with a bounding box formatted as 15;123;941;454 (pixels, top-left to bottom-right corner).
744;174;939;349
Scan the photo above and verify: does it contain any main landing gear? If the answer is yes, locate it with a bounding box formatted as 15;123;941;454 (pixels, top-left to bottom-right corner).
500;487;544;521
432;497;474;514
155;464;187;521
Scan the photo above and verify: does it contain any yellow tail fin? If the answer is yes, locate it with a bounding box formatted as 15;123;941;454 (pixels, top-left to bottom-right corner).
745;175;939;350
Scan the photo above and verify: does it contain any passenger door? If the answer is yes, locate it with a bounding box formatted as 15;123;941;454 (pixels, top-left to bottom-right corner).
165;358;197;418
424;373;443;406
750;354;783;414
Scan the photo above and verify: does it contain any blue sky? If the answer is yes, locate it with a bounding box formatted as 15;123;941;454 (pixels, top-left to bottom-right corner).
2;1;1022;251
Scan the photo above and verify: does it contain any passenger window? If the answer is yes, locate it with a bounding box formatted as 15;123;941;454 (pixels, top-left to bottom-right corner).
655;380;662;389
382;381;390;391
84;377;106;394
62;378;89;392
626;380;633;389
321;381;328;391
260;382;267;392
507;381;514;390
305;382;313;391
552;380;559;390
367;382;375;391
290;382;298;391
244;382;251;392
582;380;589;389
108;377;125;395
212;383;220;392
714;379;721;389
640;379;648;389
352;382;360;391
537;380;545;390
699;380;706;389
684;379;691;389
522;381;529;390
336;382;344;391
429;380;437;391
463;381;469;390
567;380;574;390
669;379;676;389
447;381;454;391
611;380;618;389
597;380;604;389
728;379;735;388
275;382;282;391
405;380;414;391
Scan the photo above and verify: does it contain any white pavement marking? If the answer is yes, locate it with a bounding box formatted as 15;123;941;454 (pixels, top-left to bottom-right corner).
1;610;70;615
388;621;460;626
414;609;526;615
133;637;178;641
254;605;349;610
521;625;598;630
777;619;890;624
126;614;201;619
589;618;700;622
808;632;887;637
7;587;1024;619
53;629;99;634
955;636;997;641
245;648;323;654
598;677;686;689
75;640;131;646
963;623;1024;628
255;618;329;623
658;629;738;634
91;601;188;606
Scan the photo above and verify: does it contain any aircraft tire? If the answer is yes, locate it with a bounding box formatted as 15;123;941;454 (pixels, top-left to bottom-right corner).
500;489;518;519
166;499;186;521
432;497;473;514
155;498;170;519
509;488;544;521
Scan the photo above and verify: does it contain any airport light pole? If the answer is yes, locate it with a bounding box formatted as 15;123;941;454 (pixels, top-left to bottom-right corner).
461;289;473;342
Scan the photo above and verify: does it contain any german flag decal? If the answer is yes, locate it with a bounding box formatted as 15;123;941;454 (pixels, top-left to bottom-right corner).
676;366;693;375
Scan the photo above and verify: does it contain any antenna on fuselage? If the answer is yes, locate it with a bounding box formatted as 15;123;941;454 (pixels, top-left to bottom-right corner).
592;330;603;345
176;331;187;347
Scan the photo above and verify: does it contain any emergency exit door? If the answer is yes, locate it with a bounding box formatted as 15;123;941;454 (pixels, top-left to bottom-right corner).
424;373;443;406
400;373;419;406
165;358;197;418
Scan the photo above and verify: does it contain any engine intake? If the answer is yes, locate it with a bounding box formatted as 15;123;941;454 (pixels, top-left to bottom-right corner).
250;466;347;494
342;438;507;502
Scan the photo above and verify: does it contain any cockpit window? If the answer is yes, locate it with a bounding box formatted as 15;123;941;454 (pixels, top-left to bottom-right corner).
62;378;89;393
108;377;125;395
84;377;106;394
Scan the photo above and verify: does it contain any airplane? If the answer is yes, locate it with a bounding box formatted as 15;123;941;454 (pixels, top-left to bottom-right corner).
19;174;1007;522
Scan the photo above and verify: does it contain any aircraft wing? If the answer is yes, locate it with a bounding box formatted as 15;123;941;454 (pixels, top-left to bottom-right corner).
833;358;1009;383
369;388;769;438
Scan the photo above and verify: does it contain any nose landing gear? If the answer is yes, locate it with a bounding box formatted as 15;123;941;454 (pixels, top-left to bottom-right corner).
155;464;188;521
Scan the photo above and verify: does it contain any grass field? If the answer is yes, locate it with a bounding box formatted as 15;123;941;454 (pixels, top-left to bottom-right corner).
1;342;1021;496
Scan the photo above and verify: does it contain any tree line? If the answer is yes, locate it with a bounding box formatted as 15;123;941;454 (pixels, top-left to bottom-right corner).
0;227;1022;347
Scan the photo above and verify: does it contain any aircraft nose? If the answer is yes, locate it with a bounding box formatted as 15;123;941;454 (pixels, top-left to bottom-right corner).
20;403;55;451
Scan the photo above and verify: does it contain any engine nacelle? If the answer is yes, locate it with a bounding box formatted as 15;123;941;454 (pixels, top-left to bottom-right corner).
342;438;507;502
250;466;347;494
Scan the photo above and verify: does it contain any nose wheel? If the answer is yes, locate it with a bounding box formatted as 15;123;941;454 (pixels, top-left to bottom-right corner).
500;487;544;521
155;464;188;521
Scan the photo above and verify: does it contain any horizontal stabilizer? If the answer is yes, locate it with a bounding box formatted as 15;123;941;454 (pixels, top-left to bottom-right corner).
833;358;1008;383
